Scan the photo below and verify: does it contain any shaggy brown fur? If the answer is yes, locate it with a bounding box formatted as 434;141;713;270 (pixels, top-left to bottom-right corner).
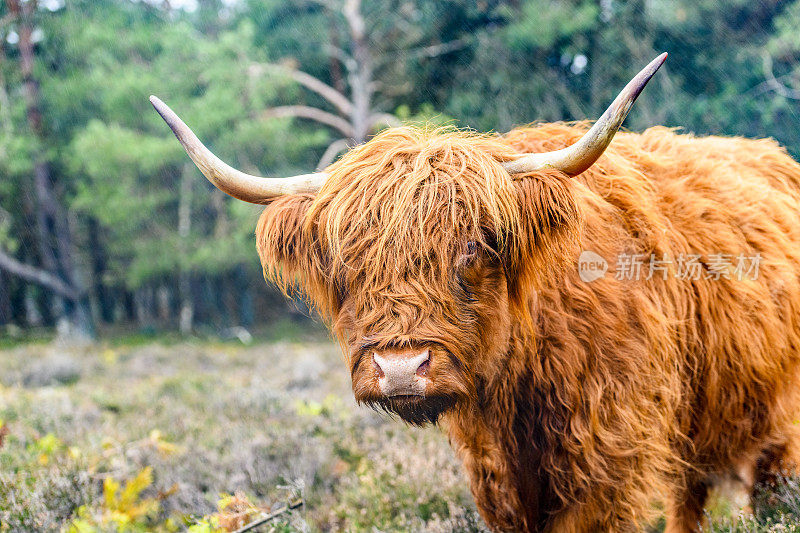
256;124;800;532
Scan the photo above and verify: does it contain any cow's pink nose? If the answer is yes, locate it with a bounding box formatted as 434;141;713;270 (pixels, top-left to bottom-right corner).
372;349;430;397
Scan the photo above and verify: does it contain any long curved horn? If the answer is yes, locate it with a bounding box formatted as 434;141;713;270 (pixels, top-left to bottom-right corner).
503;53;667;176
149;96;327;204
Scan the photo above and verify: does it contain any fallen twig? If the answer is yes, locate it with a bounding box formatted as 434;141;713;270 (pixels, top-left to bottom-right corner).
232;498;304;533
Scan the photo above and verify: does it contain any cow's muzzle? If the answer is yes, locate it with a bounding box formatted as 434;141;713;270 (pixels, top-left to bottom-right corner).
372;348;431;397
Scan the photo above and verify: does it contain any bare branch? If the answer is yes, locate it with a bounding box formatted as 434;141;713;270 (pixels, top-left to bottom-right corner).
317;138;351;170
0;249;78;300
261;105;355;138
5;0;21;18
369;113;401;129
232;498;304;533
307;0;338;9
0;12;15;29
389;38;471;62
251;63;354;116
324;44;356;73
343;0;365;42
762;51;800;100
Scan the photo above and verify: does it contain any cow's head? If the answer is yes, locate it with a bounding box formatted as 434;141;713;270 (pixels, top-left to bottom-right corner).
151;54;666;425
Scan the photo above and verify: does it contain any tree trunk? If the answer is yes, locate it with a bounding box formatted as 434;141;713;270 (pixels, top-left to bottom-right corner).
191;276;205;326
9;273;25;325
178;165;194;334
25;285;43;327
123;290;135;323
344;0;372;143
0;269;10;325
88;218;114;323
157;284;171;323
234;264;253;328
134;285;155;330
327;10;346;93
7;0;94;338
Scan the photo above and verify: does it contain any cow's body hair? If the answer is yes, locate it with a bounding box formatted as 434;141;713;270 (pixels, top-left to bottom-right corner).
256;123;800;532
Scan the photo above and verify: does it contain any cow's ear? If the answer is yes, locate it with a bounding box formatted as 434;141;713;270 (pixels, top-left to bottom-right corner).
507;170;581;295
256;194;320;293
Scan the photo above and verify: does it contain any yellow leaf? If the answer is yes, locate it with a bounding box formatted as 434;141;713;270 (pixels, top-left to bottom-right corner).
119;467;153;510
110;510;132;528
216;493;235;511
127;499;160;520
164;517;181;532
101;348;118;364
149;429;180;456
103;476;120;509
66;517;99;533
294;399;324;417
35;433;62;454
156;440;179;456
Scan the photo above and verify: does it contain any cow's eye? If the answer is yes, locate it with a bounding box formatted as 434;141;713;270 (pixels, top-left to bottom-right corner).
459;241;479;267
455;241;481;296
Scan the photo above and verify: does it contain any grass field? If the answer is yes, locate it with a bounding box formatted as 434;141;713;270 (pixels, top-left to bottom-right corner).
0;326;484;532
2;327;800;532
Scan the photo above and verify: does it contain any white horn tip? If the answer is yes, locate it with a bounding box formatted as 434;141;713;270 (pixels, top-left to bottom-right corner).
149;95;169;115
652;52;668;72
149;96;189;144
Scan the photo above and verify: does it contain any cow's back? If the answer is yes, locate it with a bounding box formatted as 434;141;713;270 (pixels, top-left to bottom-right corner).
605;127;800;468
504;123;800;510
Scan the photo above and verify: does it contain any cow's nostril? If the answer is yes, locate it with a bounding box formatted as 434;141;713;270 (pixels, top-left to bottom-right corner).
372;353;385;378
416;354;431;377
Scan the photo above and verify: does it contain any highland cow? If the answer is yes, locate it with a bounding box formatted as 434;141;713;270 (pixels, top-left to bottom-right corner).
150;53;800;532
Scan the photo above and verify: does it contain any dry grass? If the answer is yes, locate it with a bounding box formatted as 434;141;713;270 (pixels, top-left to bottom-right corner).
4;333;800;532
0;334;484;532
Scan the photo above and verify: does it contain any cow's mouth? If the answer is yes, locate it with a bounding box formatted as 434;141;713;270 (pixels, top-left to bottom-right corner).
370;393;458;426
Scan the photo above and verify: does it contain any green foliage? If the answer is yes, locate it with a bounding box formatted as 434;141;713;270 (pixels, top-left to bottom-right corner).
46;5;295;289
0;0;799;335
702;477;800;532
500;1;599;51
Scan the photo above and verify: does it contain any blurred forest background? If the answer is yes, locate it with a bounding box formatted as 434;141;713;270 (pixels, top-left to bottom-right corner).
2;0;800;340
4;2;800;532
